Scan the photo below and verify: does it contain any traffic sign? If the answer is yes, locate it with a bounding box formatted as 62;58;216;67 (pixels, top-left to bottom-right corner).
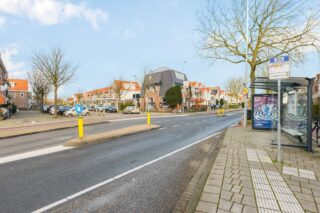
269;55;290;80
242;87;249;95
75;104;84;115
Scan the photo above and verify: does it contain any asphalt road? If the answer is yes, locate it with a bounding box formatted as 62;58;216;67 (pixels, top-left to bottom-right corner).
0;112;241;213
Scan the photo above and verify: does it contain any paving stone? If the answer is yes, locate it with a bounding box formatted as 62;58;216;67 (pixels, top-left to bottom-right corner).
230;203;243;213
299;199;318;212
206;179;222;187
204;185;221;194
231;193;243;203
242;205;258;213
241;187;254;196
217;209;229;213
222;183;232;191
295;192;315;202
196;201;217;213
218;199;233;211
301;187;313;195
231;185;242;193
200;192;219;204
220;190;233;200
241;195;256;207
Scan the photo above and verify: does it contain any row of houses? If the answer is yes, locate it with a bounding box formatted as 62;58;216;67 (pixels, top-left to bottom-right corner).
68;67;229;111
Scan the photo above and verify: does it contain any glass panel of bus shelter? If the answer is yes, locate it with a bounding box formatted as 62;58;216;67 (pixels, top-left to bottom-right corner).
281;86;308;144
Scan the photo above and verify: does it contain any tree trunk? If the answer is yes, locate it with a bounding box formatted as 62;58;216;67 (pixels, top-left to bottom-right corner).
250;64;256;95
118;94;121;111
41;94;44;112
54;86;58;117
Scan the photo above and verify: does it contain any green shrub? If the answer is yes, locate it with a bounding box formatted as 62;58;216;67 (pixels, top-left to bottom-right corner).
12;104;17;114
120;101;134;111
313;103;320;119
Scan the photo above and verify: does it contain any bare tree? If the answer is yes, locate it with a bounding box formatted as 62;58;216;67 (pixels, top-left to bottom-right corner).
198;0;320;93
112;78;128;111
138;65;152;111
32;48;76;117
225;77;243;104
28;70;51;112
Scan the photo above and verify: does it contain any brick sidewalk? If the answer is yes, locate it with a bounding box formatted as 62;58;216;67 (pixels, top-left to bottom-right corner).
195;127;320;213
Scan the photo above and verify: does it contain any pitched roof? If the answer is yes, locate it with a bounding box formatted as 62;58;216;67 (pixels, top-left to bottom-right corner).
113;80;141;91
8;79;28;91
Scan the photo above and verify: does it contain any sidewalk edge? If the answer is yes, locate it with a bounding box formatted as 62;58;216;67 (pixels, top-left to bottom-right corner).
172;130;226;213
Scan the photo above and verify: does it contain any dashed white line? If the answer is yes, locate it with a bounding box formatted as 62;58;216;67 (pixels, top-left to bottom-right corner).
173;124;181;127
0;145;73;165
32;131;222;213
159;127;167;130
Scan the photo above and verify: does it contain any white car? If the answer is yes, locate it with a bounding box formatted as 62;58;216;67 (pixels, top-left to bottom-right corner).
64;107;90;117
122;106;140;114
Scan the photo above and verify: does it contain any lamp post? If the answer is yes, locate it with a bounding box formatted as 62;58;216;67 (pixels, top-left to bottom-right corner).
243;0;249;128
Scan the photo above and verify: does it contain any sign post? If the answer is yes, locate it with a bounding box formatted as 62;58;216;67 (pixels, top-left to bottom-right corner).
75;104;84;139
269;55;290;162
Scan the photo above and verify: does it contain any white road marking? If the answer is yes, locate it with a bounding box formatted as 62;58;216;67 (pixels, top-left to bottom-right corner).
109;115;189;122
32;131;222;213
173;124;181;127
158;127;167;130
0;145;73;165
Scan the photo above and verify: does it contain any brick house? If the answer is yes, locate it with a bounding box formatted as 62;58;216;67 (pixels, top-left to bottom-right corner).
70;80;141;109
0;54;9;107
140;67;188;111
112;80;141;109
8;79;30;109
82;87;114;107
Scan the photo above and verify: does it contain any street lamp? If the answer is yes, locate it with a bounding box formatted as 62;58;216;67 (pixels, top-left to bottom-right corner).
243;0;249;128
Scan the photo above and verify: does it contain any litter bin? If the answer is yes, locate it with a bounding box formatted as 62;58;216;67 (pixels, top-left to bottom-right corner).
247;109;252;120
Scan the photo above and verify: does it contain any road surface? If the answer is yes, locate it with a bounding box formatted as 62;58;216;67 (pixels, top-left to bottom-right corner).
0;112;241;213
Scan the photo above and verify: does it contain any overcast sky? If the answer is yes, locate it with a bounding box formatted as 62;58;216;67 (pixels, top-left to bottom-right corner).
0;0;319;98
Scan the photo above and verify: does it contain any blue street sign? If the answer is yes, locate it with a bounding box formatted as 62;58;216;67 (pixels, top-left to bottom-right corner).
270;55;289;64
75;104;84;115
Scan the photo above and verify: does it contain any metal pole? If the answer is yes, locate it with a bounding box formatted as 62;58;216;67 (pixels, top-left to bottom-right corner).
244;0;249;128
277;79;282;162
307;80;313;152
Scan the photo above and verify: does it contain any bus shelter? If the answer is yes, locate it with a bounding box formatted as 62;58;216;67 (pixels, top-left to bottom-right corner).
250;77;313;152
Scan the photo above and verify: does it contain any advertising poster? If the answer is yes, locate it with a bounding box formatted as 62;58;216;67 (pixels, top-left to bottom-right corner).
252;95;278;129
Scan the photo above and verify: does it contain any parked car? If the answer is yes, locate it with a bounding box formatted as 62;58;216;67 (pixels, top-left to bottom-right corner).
64;107;90;117
105;106;117;113
87;106;95;111
123;106;140;114
95;105;106;112
43;105;54;113
50;106;70;115
0;107;9;119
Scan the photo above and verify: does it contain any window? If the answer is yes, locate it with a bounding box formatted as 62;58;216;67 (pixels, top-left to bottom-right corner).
20;93;24;98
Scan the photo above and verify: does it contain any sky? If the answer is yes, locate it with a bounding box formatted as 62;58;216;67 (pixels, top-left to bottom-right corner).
0;0;319;98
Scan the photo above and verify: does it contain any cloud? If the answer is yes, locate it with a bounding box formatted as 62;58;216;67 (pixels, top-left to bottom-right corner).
0;16;6;26
0;0;108;29
122;30;136;39
1;44;28;79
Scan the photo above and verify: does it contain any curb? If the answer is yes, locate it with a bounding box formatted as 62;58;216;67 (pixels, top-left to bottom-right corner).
64;124;160;147
173;130;226;213
0;120;111;139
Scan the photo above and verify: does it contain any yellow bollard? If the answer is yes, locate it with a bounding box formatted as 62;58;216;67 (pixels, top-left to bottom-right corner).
78;116;84;139
222;108;225;115
217;108;220;116
147;112;151;125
